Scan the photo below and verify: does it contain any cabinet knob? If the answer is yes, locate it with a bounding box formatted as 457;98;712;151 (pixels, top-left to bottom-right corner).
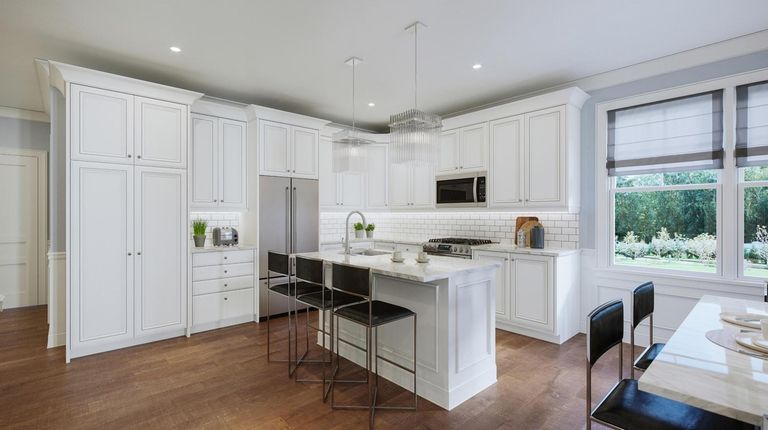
224;297;228;301
214;199;217;202
293;170;296;173
224;283;228;287
224;270;228;274
128;252;132;256
224;256;228;260
221;199;224;202
137;155;142;159
137;252;142;256
127;154;132;158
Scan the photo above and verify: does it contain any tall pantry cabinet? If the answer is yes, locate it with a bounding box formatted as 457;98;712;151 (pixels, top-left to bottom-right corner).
51;62;203;361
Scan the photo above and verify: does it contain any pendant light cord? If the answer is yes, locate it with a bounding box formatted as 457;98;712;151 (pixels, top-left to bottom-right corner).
414;23;418;109
352;59;356;132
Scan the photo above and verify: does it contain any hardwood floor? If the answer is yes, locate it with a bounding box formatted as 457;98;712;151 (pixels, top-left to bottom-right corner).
0;306;629;429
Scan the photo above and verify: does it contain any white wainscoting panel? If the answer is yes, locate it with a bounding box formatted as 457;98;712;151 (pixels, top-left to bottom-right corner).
47;251;66;348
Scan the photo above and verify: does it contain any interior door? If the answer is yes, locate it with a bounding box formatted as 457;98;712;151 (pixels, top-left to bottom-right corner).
438;130;459;173
258;176;290;278
190;114;217;207
490;115;524;207
260;120;290;177
70;161;134;351
0;153;40;308
460;123;487;170
134;97;187;169
366;144;388;209
70;84;133;164
526;106;564;205
410;164;434;208
292;126;318;179
512;255;554;332
134;167;186;336
219;119;246;208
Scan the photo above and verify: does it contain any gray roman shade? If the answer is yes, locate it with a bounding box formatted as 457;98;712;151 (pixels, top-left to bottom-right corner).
736;80;768;167
607;90;724;176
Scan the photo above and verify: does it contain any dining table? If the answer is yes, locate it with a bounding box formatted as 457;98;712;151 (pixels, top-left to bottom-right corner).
638;294;768;427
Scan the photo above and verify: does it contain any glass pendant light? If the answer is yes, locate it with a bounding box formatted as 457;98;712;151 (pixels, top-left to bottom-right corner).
389;21;442;166
332;56;374;173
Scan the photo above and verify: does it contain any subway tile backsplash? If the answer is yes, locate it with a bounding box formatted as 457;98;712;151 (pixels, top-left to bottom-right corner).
320;212;579;249
190;212;241;247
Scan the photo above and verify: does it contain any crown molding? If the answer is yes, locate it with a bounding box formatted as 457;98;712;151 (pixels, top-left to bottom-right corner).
0;106;49;123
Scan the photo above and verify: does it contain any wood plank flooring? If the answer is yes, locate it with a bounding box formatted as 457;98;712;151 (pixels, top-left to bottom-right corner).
0;306;629;429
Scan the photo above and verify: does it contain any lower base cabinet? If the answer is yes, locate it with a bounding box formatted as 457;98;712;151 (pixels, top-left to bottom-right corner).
473;249;580;344
191;249;256;333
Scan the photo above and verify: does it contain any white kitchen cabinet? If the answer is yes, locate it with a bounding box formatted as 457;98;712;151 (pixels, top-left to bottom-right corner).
70;84;134;164
70;162;134;353
190;114;246;209
388;162;434;209
318;137;365;209
366;144;388;209
437;123;487;175
134;167;187;336
192;249;255;333
134;97;187;169
259;119;318;179
489;115;524;207
472;249;579;344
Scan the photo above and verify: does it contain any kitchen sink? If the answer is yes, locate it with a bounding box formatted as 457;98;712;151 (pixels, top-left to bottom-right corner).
341;248;392;256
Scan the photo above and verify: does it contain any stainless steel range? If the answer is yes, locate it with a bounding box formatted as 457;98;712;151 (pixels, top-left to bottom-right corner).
422;238;494;259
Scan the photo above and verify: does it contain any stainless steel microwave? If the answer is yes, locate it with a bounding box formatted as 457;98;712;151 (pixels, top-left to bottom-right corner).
436;172;487;207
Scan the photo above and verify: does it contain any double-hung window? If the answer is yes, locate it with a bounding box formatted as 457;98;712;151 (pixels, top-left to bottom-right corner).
607;91;724;274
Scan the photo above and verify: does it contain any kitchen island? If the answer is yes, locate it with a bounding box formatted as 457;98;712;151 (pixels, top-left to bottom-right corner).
294;250;500;410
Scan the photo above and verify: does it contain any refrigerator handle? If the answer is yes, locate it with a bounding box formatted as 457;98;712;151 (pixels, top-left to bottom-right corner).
285;186;290;253
292;186;297;253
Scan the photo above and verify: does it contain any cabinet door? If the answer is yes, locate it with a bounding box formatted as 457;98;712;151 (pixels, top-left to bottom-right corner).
388;162;410;208
318;137;338;208
190;114;218;207
460;123;487;171
70;85;133;164
410;164;434;208
525;106;564;206
219;119;247;208
260;120;291;176
366;144;388;209
489;116;524;207
438;130;459;174
70;162;134;352
511;255;554;332
292;126;319;179
134;97;187;168
134;167;187;336
339;173;364;208
474;252;511;321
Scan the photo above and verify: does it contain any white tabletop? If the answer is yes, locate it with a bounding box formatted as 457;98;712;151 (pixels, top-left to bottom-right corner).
638;295;768;426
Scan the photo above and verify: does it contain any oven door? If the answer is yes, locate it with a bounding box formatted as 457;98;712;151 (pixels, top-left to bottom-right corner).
436;173;479;207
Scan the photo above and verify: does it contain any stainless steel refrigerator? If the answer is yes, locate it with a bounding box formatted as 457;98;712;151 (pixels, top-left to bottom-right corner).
258;176;319;316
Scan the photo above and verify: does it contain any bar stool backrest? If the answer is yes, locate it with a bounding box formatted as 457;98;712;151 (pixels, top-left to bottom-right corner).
332;263;371;298
296;256;323;285
268;251;290;277
587;299;624;368
632;281;655;328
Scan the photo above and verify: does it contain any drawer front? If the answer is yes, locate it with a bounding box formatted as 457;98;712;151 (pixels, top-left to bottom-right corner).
192;289;254;326
193;249;254;267
193;262;253;281
193;275;253;296
395;243;420;253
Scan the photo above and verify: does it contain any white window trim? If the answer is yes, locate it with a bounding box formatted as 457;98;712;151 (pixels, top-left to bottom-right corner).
595;67;768;285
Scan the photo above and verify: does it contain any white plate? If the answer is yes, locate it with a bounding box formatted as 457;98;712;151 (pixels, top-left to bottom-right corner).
720;312;768;330
415;258;430;264
734;332;768;354
390;257;405;263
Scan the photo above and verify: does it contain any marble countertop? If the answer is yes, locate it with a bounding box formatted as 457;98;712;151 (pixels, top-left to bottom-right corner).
638;295;768;426
191;244;257;254
471;243;579;257
294;251;500;283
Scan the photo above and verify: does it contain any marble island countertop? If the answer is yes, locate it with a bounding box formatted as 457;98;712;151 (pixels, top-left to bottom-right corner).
295;250;500;283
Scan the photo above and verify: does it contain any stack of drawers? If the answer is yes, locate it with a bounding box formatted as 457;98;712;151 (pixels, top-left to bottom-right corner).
191;248;255;333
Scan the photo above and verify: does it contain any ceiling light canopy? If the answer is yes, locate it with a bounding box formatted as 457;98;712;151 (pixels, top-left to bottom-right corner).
332;56;374;173
389;21;442;166
473;63;482;69
169;46;182;53
368;102;375;107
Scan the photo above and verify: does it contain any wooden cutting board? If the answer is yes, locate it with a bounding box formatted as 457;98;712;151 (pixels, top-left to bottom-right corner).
514;216;539;244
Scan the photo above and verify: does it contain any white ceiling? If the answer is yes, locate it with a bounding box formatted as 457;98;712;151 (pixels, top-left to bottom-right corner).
2;0;768;130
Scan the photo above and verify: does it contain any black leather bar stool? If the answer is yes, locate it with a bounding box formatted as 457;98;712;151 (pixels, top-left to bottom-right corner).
586;299;753;430
630;281;665;379
266;251;322;376
329;262;417;429
293;256;365;400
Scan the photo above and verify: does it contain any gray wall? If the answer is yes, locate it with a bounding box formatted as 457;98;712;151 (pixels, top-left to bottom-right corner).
50;88;65;252
579;49;768;249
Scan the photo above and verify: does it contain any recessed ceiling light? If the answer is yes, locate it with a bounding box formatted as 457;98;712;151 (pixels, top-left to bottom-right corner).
169;46;182;53
472;63;482;70
368;102;375;107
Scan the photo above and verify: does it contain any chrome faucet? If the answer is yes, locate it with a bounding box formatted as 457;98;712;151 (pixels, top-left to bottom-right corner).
344;211;367;255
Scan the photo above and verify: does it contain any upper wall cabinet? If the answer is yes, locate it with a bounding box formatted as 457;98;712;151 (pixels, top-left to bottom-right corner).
259;119;318;179
70;84;188;169
318;137;365;210
190;114;247;209
366;144;389;209
437;123;488;175
389;162;434;209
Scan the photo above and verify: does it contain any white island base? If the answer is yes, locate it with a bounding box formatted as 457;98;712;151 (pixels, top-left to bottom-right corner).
297;251;499;410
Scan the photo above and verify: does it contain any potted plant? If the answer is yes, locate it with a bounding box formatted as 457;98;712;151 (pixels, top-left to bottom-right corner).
354;222;365;239
193;219;207;248
365;223;375;238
